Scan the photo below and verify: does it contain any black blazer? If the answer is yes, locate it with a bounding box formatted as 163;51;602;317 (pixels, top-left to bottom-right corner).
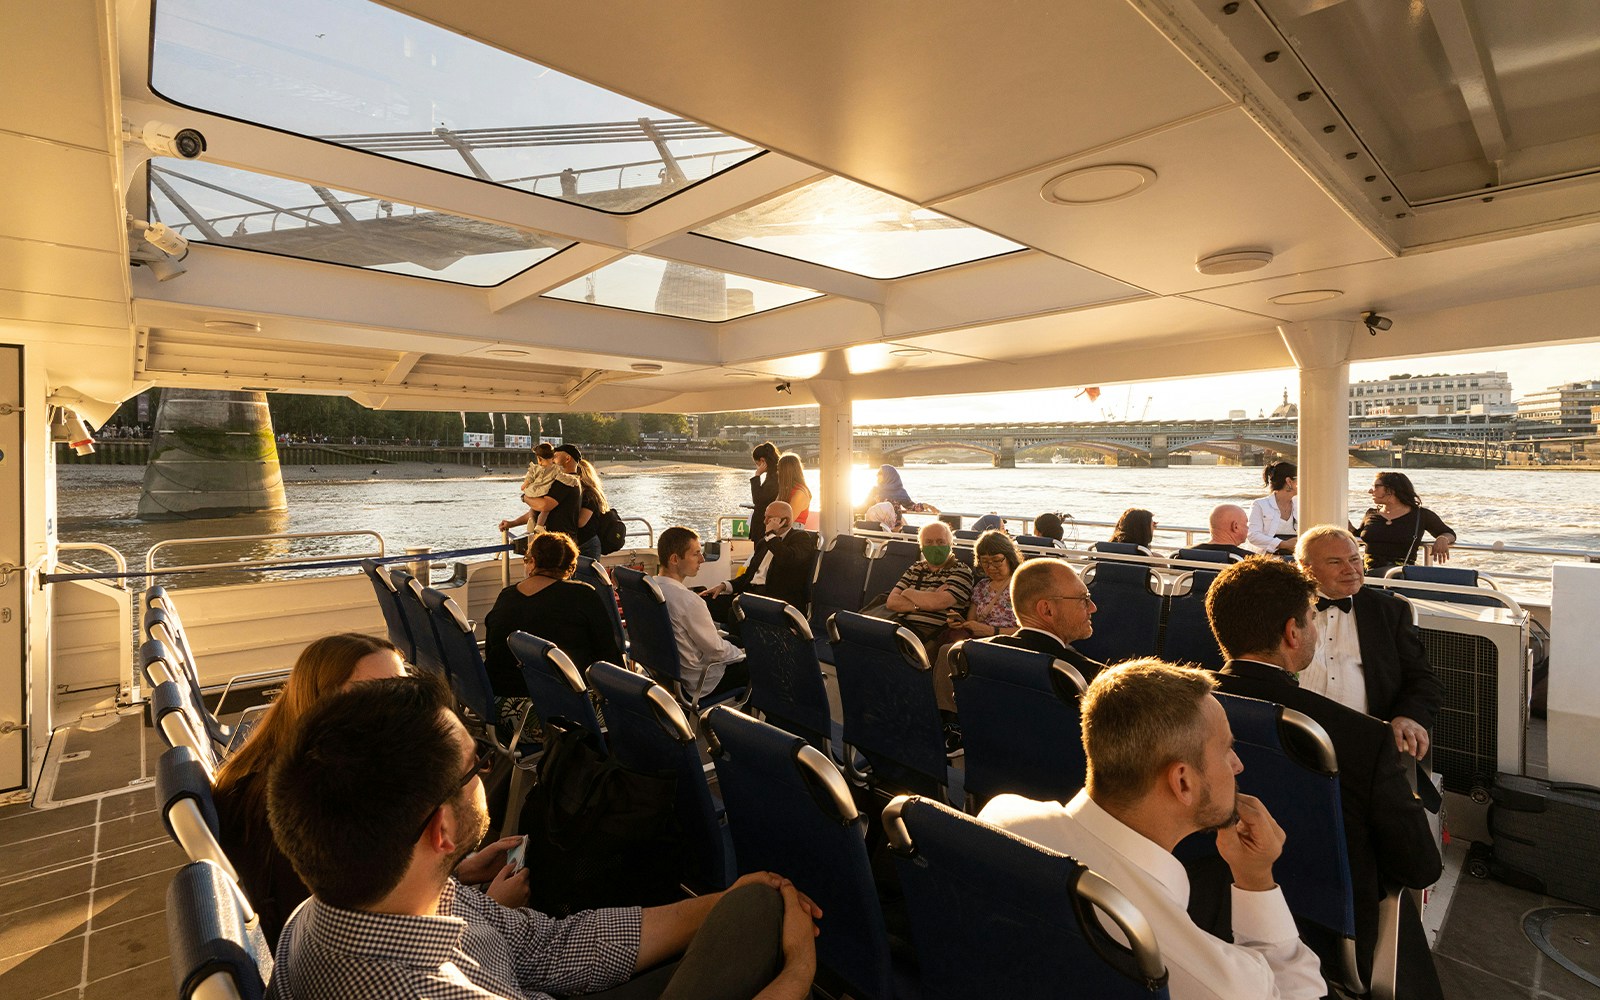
986;628;1105;683
749;472;779;524
1213;659;1441;974
1351;586;1443;729
733;528;818;610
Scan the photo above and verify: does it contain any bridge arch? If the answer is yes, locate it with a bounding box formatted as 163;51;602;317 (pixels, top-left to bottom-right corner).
884;441;1001;464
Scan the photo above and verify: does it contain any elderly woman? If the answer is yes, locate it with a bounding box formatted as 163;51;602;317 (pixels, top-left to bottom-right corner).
213;633;526;946
483;531;622;707
932;530;1021;751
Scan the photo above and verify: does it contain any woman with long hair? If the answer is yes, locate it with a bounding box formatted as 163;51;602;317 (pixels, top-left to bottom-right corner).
776;451;813;526
213;633;527;945
749;440;780;523
1356;471;1456;573
1247;461;1299;554
1109;507;1155;548
558;445;611;560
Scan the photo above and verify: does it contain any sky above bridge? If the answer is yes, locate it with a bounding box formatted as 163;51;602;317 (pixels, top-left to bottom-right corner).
852;342;1600;424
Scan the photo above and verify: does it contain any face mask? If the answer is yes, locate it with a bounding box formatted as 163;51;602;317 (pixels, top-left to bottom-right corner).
921;544;951;565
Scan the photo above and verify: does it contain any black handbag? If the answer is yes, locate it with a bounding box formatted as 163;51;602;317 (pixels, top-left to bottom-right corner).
517;721;684;915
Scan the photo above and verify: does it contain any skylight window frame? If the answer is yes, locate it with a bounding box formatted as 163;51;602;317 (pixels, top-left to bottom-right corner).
540;254;827;325
142;160;579;289
143;0;769;218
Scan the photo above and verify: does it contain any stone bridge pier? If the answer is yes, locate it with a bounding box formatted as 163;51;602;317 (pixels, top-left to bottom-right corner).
1149;433;1168;469
996;437;1016;468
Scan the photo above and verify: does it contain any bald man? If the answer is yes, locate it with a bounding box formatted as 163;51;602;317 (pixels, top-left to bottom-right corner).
1194;504;1253;561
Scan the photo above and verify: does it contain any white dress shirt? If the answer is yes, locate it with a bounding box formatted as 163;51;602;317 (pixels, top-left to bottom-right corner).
979;791;1325;1000
1300;596;1369;715
655;575;744;696
747;529;788;586
1247;495;1299;554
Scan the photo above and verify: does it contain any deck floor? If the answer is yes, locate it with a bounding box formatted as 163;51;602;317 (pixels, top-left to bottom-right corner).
2;708;1596;999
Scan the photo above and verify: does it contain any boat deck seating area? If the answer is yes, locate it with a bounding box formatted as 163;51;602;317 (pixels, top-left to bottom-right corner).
129;529;1525;999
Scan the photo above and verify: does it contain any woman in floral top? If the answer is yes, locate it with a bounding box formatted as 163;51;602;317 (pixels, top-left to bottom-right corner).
950;529;1021;638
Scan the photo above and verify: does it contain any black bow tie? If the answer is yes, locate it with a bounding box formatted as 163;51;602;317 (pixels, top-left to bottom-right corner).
1316;595;1353;613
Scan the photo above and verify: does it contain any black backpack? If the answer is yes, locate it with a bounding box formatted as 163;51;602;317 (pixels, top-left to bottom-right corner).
596;508;628;554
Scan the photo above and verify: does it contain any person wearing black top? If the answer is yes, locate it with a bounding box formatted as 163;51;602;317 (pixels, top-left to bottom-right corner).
981;558;1105;684
556;444;609;560
483;531;622;699
1354;472;1456;574
749;440;780;524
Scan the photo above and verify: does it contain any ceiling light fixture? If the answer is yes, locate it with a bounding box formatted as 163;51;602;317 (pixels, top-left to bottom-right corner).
486;348;530;358
1268;289;1343;305
723;371;762;379
1195;249;1275;275
203;319;261;333
1041;164;1157;205
889;348;930;358
629;362;664;372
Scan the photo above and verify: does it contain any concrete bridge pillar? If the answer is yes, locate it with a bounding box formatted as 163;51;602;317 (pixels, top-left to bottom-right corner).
1278;319;1357;530
996;437;1016;469
1150;434;1169;469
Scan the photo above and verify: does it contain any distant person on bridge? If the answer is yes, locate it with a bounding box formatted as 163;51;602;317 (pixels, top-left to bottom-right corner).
1195;504;1254;560
1354;472;1456;574
1247;461;1299;555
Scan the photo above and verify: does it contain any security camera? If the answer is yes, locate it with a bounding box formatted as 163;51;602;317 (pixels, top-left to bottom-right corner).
775;380;792;395
53;409;96;456
130;251;188;282
125;120;207;159
128;216;189;258
1361;311;1392;334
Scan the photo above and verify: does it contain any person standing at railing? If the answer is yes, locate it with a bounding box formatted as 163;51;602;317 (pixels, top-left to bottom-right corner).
1248;461;1299;555
750;440;780;524
555;444;610;560
776;452;813;527
1353;472;1456;574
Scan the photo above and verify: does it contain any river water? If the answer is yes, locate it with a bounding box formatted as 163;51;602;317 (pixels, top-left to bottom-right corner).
55;463;1600;599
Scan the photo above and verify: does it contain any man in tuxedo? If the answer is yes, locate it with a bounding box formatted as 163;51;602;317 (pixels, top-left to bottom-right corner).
704;501;818;627
982;558;1104;682
1296;526;1443;759
1205;555;1443;999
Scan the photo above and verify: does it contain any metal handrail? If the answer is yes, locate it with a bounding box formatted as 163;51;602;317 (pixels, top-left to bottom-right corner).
55;542;129;581
623;517;655;545
715;515;753;542
144;530;385;578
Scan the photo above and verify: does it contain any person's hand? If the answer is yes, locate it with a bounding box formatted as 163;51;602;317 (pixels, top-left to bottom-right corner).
1215;793;1285;892
498;519;512;533
1431;536;1454;563
486;863;530;909
703;582;727;599
732;872;823;931
456;836;522;883
1392;716;1429;758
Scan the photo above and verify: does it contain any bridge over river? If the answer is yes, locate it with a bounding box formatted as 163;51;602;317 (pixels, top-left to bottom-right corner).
720;415;1514;468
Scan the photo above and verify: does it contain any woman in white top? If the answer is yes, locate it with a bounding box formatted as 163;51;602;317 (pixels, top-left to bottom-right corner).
1247;461;1298;554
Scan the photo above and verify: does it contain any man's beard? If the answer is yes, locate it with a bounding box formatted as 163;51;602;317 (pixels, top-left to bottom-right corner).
443;793;490;875
1197;781;1240;833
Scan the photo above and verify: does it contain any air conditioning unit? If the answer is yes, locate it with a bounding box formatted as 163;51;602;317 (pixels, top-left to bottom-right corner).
1412;599;1529;799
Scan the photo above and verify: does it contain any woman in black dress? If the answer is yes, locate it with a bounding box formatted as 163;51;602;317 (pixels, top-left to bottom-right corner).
1355;471;1457;574
749;440;780;524
483;531;622;700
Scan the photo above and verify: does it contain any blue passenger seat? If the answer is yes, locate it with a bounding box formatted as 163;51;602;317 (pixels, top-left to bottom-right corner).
156;745;240;884
863;539;921;607
884;795;1170;999
507;630;607;750
808;533;873;664
574;556;629;660
1382;564;1506;608
388;568;450;679
166;860;273;1000
734;593;837;756
949;640;1087;808
611;566;745;716
1076;551;1163;665
360;558;416;663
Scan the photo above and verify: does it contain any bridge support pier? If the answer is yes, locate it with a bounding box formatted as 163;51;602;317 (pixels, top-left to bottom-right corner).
996;439;1016;469
1279;319;1357;530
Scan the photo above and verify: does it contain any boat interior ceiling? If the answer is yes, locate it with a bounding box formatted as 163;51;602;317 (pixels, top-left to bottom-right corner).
7;0;1600;419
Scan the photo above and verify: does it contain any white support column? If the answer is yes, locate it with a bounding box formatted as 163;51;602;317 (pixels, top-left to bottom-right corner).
1277;320;1358;531
809;372;854;542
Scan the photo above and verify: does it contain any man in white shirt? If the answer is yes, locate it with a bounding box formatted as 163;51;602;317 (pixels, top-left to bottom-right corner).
979;660;1326;1000
655;526;746;699
1295;525;1442;759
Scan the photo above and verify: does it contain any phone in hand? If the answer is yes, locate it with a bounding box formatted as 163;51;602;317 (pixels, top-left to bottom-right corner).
505;835;529;875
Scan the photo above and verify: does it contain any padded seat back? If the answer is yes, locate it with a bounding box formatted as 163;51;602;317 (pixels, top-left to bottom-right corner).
422;587;495;724
1173;547;1237;564
156;745;239;884
389;568;449;679
611;567;687;687
149;679;218;776
1159;571;1225;670
707;707;895;1000
950;640;1087;807
575;557;629;658
588;661;733;891
735;594;833;753
360;559;416;663
507;631;607;749
828;611;947;796
809;534;872;630
140;636;231;757
863;539;921;605
1090;541;1153;558
1013;534;1061;553
1076;558;1163;665
885;795;1170;999
166;860;272;1000
1384;564;1504;607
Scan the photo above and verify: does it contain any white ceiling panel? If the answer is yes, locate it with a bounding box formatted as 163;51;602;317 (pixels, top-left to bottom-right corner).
0;0;114;153
936;108;1393;296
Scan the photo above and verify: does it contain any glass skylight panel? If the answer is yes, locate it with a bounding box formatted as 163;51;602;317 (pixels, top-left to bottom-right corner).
694;176;1025;278
150;0;763;213
543;257;822;322
147;159;570;285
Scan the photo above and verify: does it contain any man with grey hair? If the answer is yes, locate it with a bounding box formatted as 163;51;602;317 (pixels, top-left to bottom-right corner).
884;519;974;644
1296;525;1442;759
979;660;1324;1000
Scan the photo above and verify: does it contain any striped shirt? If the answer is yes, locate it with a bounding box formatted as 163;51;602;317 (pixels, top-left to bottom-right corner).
890;558;975;641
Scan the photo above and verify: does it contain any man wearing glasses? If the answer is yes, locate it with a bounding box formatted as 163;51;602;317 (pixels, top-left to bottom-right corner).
704;500;819;626
266;674;821;999
982;557;1105;683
